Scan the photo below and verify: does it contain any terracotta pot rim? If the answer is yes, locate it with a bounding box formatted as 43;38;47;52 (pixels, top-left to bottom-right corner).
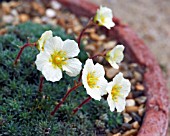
57;0;169;135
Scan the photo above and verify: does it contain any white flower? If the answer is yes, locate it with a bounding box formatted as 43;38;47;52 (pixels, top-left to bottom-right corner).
35;36;82;82
82;59;108;101
94;6;115;29
105;45;125;69
106;72;131;112
36;30;53;51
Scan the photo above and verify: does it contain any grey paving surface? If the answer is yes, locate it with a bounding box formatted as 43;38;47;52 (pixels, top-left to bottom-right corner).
90;0;170;134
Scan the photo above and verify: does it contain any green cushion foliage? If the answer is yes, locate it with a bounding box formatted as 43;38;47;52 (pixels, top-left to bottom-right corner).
0;22;123;136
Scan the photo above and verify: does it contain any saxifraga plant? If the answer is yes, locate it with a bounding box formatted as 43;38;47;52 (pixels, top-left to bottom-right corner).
0;22;123;135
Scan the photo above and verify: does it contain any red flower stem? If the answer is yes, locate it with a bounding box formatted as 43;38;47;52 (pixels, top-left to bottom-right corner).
50;82;82;116
78;70;83;82
38;76;44;93
73;96;92;114
77;18;93;48
90;53;104;59
14;43;36;65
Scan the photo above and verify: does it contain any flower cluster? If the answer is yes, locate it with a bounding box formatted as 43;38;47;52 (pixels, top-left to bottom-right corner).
15;6;131;114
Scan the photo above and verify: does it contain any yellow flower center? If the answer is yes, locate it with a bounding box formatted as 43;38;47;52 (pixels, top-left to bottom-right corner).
111;85;122;102
112;51;120;61
100;15;105;24
49;51;67;69
106;50;120;62
87;72;99;88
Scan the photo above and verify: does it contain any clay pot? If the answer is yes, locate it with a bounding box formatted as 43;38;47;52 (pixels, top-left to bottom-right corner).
57;0;169;135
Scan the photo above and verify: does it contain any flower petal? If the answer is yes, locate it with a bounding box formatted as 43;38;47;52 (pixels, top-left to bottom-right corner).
86;88;101;101
106;82;114;95
109;61;119;69
83;59;94;73
44;36;63;54
120;79;131;97
115;97;126;112
62;58;82;77
107;96;116;112
62;39;80;58
35;52;50;71
113;72;123;84
42;63;62;82
94;63;105;77
37;30;53;51
113;45;124;63
97;78;108;96
104;19;115;29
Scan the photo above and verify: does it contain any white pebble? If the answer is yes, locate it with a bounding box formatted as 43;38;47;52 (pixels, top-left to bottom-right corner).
46;9;56;18
126;99;135;106
2;15;14;23
51;0;61;10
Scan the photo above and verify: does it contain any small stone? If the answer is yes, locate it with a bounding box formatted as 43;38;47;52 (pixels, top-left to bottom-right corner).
90;33;101;41
104;41;116;49
2;15;14;23
42;16;55;25
134;71;142;81
67;28;73;34
112;132;121;136
57;18;66;26
112;128;120;134
129;63;138;69
123;113;132;123
11;9;18;16
105;129;110;134
130;112;141;122
73;25;83;33
82;39;88;45
31;1;39;10
2;2;11;14
132;121;140;129
122;129;138;136
85;28;96;33
9;1;20;8
46;9;56;18
126;99;135;106
121;123;132;131
51;0;62;10
32;2;45;15
0;28;7;35
19;14;30;22
38;8;46;16
133;91;144;98
105;67;119;79
85;44;96;52
99;34;106;40
96;41;103;46
138;105;145;116
130;79;136;85
126;106;139;113
72;19;80;26
33;17;42;24
123;71;133;79
135;83;145;91
126;92;133;99
135;96;147;104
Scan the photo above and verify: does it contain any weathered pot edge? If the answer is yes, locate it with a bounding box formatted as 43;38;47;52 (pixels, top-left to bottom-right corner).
56;0;169;135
